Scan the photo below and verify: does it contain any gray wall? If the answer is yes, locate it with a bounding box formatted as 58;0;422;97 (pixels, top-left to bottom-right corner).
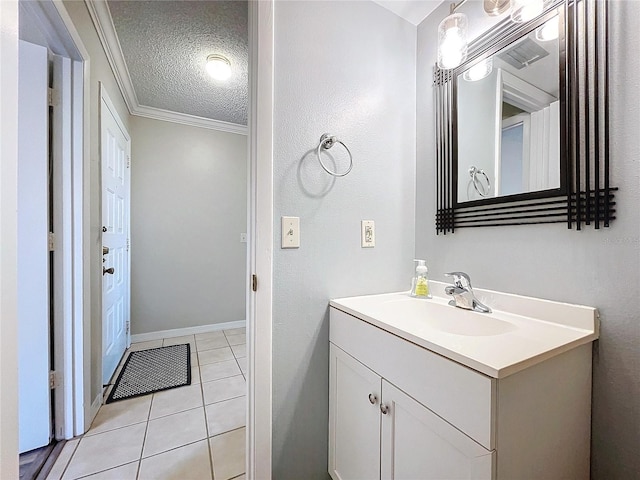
63;1;132;410
416;2;640;478
130;116;247;335
272;2;416;478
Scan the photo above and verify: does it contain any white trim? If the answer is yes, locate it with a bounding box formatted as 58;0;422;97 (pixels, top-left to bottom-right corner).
84;0;248;136
0;0;20;476
90;393;102;424
130;320;247;344
248;1;274;479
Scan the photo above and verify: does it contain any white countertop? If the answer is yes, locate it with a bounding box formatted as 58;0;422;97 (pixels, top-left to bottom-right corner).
330;282;599;378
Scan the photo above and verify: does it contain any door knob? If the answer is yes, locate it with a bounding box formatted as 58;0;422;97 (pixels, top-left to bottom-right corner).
103;267;115;275
380;404;390;415
102;226;107;232
368;393;378;405
103;246;109;255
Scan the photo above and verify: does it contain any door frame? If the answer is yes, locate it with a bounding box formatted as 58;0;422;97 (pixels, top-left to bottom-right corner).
99;82;131;387
247;0;274;478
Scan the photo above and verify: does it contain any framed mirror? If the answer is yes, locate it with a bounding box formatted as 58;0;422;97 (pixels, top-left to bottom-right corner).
434;0;616;232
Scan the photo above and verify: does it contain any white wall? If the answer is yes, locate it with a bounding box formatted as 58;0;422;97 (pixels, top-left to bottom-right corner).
130;117;247;335
416;2;640;478
0;1;20;476
63;0;131;416
272;2;416;477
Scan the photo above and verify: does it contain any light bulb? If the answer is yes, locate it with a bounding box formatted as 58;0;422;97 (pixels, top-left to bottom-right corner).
535;16;559;41
463;58;493;82
437;13;468;70
206;54;232;81
510;0;544;23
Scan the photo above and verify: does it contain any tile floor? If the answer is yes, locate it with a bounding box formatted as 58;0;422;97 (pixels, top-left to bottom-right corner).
47;328;247;480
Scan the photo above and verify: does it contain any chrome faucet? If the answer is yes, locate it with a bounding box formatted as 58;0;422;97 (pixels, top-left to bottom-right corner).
444;272;492;314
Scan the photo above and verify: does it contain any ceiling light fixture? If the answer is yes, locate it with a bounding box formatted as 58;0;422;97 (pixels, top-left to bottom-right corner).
206;54;232;81
510;0;544;23
535;15;560;41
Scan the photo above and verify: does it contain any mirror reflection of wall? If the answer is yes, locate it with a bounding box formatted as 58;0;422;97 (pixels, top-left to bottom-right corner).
457;12;561;203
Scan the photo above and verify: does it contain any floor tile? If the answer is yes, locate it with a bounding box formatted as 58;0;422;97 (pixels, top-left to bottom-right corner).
236;357;247;375
210;427;245;480
138;439;212;480
62;423;146;479
200;360;241;383
195;330;225;341
150;384;203;419
86;395;151;436
230;344;246;358
225;334;245;346
79;461;139;480
191;352;199;366
205;396;246;437
233;475;246;480
223;327;246;336
191;366;201;384
196;336;228;352
46;438;79;480
198;347;234;366
202;375;246;405
163;335;195;348
129;340;163;352
143;407;207;458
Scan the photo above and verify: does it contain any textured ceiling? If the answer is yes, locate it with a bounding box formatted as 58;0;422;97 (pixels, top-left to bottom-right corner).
107;1;248;126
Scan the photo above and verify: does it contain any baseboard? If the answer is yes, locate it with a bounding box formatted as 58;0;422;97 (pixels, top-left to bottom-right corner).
130;320;246;344
88;393;102;428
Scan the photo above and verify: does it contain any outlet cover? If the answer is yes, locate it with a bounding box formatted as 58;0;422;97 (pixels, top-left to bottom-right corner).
361;220;375;248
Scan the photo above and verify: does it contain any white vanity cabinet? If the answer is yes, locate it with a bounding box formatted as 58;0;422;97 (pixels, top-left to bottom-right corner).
329;300;595;480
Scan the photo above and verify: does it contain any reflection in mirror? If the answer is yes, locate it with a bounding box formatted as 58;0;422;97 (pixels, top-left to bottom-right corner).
457;12;560;203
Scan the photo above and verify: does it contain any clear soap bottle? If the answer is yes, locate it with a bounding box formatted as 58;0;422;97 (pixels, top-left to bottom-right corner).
410;259;431;299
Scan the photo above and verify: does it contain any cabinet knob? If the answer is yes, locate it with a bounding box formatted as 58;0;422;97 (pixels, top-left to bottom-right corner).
368;393;378;405
380;403;390;415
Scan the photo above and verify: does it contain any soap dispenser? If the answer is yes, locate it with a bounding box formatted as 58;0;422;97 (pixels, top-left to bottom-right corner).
410;259;431;299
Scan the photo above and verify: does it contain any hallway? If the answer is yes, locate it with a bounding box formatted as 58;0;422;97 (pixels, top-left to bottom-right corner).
46;328;247;480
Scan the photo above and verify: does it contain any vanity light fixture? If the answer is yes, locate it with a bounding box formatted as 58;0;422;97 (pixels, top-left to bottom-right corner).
437;3;469;69
535;15;560;41
206;54;232;81
510;0;544;23
463;57;493;81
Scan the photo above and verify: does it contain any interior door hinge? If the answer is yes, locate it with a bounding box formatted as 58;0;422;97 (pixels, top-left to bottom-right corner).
252;274;257;292
49;371;59;389
127;155;130;168
48;232;56;251
126;321;130;335
48;88;59;107
126;238;130;252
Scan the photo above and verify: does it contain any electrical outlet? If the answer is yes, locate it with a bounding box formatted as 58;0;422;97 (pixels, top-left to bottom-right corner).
240;233;247;243
361;220;375;248
281;216;300;248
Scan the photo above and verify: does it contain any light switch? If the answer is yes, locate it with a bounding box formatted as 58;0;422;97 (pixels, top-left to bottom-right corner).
361;220;375;248
281;216;300;248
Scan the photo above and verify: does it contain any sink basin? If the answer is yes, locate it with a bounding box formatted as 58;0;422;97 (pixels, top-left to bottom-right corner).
378;298;517;337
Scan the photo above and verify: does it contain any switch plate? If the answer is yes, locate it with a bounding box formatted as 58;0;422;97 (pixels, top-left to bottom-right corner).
240;233;247;243
281;216;300;248
361;220;375;248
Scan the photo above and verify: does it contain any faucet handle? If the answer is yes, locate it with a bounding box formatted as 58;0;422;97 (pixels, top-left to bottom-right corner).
444;271;472;289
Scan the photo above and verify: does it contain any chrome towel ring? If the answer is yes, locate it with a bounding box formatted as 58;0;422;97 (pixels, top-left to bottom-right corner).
316;133;353;177
468;166;491;197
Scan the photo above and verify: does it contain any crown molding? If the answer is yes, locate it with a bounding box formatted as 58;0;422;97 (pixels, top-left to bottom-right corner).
84;0;248;136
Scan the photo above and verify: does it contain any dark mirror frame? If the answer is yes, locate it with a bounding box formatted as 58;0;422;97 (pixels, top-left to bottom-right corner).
434;0;616;233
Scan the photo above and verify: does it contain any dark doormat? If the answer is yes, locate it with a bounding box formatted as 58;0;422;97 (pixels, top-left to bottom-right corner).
106;344;191;404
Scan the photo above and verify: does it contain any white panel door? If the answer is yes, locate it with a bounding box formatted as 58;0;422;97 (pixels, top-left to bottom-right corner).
381;380;494;480
329;344;382;480
17;40;52;453
101;89;130;385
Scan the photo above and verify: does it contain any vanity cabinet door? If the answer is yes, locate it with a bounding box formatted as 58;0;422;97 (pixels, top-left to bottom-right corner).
380;380;494;480
329;344;382;480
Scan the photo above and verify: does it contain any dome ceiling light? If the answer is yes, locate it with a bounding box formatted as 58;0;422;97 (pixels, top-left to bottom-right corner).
206;54;232;81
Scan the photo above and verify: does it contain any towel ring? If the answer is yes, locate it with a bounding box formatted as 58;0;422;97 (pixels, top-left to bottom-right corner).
316;133;353;177
469;166;491;197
